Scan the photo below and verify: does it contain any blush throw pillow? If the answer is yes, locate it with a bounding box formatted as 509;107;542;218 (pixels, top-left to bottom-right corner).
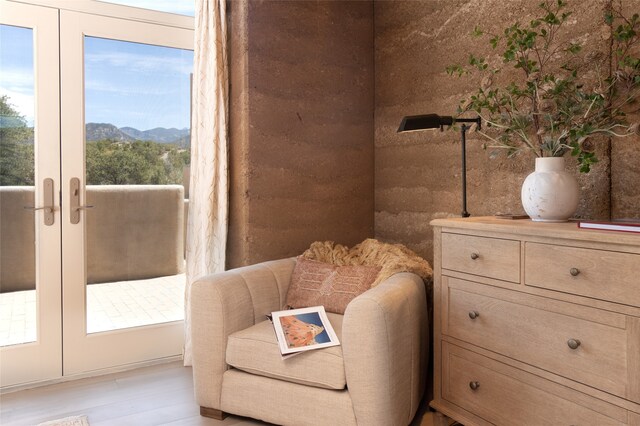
285;257;381;315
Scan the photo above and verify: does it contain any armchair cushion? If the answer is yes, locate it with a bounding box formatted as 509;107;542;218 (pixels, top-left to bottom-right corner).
226;312;346;390
285;258;381;314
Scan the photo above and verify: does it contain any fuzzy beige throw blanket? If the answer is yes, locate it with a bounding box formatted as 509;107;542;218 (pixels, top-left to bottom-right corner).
301;238;433;287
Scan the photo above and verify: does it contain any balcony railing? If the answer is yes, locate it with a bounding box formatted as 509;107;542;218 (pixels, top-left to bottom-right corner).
0;185;188;345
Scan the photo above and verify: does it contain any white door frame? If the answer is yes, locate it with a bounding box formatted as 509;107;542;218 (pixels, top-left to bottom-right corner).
0;0;62;388
7;0;193;30
2;0;193;387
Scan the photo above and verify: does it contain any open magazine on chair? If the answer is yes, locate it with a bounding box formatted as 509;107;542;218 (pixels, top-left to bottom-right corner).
268;306;340;357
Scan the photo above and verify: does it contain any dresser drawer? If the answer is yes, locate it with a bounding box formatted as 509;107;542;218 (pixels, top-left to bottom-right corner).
444;277;640;403
525;242;640;308
441;233;520;283
442;342;629;426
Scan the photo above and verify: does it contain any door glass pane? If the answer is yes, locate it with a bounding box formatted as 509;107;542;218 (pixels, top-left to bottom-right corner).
83;36;193;333
0;25;36;346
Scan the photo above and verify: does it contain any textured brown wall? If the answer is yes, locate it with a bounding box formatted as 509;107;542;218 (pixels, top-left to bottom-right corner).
227;0;375;269
612;0;640;218
375;0;640;263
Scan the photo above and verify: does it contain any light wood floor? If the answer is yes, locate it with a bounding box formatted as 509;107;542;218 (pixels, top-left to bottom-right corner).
0;361;444;426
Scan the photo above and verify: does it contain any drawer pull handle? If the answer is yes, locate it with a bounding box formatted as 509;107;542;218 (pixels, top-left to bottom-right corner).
470;252;479;260
567;339;581;350
468;311;480;320
569;267;580;276
469;381;480;391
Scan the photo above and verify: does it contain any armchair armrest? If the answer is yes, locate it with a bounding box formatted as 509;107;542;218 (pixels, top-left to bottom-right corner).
191;257;296;409
342;272;428;426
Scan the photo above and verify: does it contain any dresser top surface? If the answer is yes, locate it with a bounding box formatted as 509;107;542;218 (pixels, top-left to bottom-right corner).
431;216;640;247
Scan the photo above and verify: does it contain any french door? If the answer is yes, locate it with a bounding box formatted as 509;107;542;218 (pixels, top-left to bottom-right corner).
1;0;193;387
0;0;62;387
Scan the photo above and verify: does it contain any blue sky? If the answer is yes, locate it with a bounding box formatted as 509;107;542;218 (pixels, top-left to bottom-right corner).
1;25;34;126
85;37;193;130
1;2;194;131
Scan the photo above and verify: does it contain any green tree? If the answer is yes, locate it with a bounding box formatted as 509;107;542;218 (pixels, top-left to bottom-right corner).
0;95;34;186
1;94;188;186
86;139;188;185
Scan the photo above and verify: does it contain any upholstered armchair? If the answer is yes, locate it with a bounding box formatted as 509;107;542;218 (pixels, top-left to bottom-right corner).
191;257;429;426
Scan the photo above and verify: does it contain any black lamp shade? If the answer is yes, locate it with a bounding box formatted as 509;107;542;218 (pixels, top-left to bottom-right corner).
397;114;454;132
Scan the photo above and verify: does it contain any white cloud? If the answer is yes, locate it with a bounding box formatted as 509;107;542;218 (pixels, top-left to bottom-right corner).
84;51;192;75
0;87;35;126
85;78;181;96
1;67;34;92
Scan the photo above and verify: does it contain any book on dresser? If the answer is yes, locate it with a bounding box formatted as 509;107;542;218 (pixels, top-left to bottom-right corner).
430;216;640;426
577;220;640;233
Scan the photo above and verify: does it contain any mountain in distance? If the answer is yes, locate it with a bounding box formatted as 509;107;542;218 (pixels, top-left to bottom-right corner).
85;123;135;142
120;126;190;144
86;123;190;146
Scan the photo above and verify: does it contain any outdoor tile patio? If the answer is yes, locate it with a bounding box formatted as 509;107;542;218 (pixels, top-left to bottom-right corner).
0;273;185;347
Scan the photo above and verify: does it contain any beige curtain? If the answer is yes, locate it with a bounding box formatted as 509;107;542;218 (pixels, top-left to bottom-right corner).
184;0;228;365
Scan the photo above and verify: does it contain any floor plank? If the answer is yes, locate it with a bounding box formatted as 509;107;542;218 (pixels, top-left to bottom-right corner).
0;361;443;425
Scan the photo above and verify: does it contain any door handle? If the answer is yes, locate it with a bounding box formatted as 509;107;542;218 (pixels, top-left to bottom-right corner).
23;178;55;226
70;177;93;224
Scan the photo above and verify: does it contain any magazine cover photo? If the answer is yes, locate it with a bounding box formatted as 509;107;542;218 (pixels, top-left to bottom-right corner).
272;306;340;355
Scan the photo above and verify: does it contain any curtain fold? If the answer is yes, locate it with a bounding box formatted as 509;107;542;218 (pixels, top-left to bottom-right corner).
184;0;229;366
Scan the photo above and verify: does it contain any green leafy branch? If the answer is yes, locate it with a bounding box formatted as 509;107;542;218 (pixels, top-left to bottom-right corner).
446;0;640;173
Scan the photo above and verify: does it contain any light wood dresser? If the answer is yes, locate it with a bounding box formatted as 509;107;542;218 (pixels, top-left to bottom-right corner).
430;217;640;426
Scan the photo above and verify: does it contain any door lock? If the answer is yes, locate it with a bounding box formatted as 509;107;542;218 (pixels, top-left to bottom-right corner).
70;177;93;224
23;178;55;226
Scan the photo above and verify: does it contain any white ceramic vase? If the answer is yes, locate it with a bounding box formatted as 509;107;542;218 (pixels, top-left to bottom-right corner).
521;157;579;222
